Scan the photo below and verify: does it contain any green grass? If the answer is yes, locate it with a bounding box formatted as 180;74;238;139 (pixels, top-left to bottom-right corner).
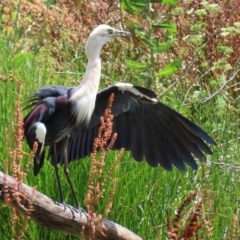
0;5;240;240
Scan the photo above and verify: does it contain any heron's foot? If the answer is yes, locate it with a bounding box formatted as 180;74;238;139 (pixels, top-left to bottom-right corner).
54;198;88;218
61;200;67;211
63;203;88;218
78;206;88;218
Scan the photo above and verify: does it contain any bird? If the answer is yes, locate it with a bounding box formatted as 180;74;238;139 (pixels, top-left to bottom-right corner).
24;24;216;207
24;25;131;207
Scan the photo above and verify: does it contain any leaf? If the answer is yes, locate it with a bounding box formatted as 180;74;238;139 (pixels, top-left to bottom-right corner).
125;59;147;70
151;41;173;53
152;21;177;34
149;0;177;4
150;0;163;2
120;0;147;14
162;0;178;5
120;0;177;14
157;58;182;78
217;46;233;54
195;9;208;16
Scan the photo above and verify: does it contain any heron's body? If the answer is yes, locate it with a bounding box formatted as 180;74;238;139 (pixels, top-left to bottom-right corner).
23;25;216;206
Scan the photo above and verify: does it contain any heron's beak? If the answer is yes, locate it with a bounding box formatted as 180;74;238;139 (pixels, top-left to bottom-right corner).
114;29;132;37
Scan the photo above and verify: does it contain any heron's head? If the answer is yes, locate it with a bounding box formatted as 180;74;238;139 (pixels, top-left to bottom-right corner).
85;24;131;59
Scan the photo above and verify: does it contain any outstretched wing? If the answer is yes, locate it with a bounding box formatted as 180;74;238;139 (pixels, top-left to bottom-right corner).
64;83;216;170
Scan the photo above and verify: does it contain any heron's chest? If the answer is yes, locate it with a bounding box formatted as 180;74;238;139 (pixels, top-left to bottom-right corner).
72;93;97;124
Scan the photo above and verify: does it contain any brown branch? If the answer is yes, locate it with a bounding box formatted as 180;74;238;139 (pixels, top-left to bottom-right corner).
0;171;142;240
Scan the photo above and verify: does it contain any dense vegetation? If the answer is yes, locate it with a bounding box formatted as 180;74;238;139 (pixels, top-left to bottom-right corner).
0;0;239;239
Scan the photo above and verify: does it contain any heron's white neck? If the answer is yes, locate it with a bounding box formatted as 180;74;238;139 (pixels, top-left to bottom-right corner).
80;57;101;88
72;36;106;93
71;53;102;100
70;39;105;123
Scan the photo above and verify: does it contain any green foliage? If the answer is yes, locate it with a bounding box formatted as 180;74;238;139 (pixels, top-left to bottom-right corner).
125;59;147;70
157;58;182;79
121;0;181;88
120;0;177;14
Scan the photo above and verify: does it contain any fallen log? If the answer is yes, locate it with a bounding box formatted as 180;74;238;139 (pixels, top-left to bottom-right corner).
0;171;142;240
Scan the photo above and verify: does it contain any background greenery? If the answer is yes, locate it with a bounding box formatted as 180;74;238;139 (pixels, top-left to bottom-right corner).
0;0;239;239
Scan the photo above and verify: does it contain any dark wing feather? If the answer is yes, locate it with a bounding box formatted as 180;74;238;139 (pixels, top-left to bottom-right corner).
24;85;69;110
24;85;71;137
24;85;73;174
65;84;216;170
24;104;48;136
30;85;68;101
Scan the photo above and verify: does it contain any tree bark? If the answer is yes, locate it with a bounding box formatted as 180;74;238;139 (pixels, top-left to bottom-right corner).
0;171;142;240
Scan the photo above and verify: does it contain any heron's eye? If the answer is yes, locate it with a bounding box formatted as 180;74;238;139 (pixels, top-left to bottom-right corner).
108;29;114;35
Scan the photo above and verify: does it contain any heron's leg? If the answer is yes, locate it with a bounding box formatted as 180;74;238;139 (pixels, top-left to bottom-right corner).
53;144;65;204
63;138;79;209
